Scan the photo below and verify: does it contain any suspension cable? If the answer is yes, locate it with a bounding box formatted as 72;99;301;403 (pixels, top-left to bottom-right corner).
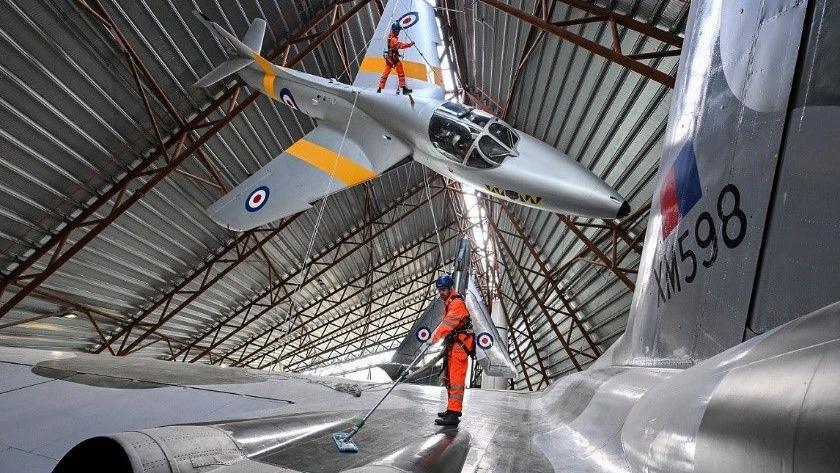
270;90;362;371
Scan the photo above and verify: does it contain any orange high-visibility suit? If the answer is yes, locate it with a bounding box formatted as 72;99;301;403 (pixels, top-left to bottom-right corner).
431;291;474;414
378;31;414;89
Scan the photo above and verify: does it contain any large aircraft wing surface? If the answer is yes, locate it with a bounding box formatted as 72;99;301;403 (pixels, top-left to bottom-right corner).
1;346;553;472
351;0;444;98
207;114;410;231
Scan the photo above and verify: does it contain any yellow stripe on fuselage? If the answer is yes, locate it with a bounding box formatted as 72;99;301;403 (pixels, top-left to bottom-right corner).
286;139;376;186
359;56;444;87
251;53;276;99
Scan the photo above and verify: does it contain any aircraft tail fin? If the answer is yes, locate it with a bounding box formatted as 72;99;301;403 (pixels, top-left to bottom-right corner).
241;18;266;53
192;11;266;88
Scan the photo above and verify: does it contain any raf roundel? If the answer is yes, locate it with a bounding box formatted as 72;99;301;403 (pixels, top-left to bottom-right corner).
397;12;419;29
279;88;299;111
415;326;431;343
246;186;270;212
476;332;493;350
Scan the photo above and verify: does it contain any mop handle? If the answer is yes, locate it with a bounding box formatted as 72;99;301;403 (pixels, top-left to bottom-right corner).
344;344;430;442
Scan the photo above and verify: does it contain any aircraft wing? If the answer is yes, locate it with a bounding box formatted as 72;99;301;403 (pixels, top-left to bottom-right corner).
207;115;410;231
464;278;517;378
0;345;562;472
391;278;516;378
351;0;444;98
391;296;444;365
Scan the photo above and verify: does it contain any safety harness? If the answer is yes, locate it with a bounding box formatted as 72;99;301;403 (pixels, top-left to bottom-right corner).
440;294;475;388
383;33;402;66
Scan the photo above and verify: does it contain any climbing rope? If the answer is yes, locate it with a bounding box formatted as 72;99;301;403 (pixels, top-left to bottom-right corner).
270;90;363;371
423;168;448;273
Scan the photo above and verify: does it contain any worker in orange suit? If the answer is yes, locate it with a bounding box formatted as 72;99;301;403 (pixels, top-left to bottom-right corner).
425;274;474;426
377;22;414;95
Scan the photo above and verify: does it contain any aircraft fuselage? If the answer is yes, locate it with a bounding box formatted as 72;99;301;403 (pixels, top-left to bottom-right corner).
238;62;630;220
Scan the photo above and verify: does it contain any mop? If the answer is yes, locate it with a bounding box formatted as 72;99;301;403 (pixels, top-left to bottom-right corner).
332;344;431;453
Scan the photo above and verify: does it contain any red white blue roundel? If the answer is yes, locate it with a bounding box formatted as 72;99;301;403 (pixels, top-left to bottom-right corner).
279;88;299;110
476;332;493;350
415;326;431;343
398;12;419;29
246;186;270;212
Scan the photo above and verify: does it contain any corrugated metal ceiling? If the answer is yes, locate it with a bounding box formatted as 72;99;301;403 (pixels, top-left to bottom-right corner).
0;0;687;386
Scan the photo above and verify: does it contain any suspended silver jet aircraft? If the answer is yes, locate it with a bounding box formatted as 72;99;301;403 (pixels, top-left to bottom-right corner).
4;0;840;472
193;1;629;231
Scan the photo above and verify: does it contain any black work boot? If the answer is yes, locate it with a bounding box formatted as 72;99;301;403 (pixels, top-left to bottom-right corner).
437;410;461;418
376;88;381;93
402;86;413;95
435;411;460;426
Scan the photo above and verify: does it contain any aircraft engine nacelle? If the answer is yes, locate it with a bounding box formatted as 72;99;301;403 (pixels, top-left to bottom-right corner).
621;301;840;473
53;425;245;473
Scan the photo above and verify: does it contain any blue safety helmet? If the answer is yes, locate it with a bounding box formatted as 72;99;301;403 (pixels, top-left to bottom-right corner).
391;22;402;33
435;275;454;289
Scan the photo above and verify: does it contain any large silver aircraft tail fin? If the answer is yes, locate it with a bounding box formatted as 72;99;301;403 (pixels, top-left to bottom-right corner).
192;11;265;87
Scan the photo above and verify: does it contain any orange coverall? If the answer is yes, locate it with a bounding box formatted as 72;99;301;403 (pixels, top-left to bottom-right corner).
431;292;474;414
378;31;414;89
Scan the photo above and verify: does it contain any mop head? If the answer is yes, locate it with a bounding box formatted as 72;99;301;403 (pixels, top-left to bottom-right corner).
332;431;359;453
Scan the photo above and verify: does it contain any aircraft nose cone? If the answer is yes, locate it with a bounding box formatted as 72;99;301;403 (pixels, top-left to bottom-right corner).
617;200;631;219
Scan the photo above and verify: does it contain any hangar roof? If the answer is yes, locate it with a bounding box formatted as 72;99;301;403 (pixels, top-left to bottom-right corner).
0;0;687;388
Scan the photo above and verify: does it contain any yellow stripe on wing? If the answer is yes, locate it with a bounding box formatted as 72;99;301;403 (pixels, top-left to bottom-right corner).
251;53;276;99
286;139;376;186
359;56;443;86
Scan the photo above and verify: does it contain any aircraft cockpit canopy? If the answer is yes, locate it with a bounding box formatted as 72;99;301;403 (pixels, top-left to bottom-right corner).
429;102;518;169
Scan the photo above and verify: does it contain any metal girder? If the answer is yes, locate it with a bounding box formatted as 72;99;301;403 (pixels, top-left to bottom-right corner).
272;224;470;369
502;0;558;119
296;331;406;372
491;272;534;391
556;213;636;291
233;221;467;369
357;186;377;351
280;263;442;368
495;200;601;356
282;260;453;371
105;217;300;356
476;0;678;88
484;199;583;372
539;202;650;295
0;0;370;322
173;179;444;363
274;233;462;368
553;0;683;48
3;282;232;362
499;265;553;387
